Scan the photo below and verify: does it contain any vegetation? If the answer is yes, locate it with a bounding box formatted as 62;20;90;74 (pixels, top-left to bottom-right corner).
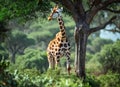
9;48;48;73
5;30;35;63
0;0;51;21
0;60;18;87
0;16;120;86
99;40;120;73
1;59;120;87
0;0;120;86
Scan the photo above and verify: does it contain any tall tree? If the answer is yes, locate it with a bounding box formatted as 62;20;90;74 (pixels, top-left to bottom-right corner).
5;31;35;63
50;0;120;79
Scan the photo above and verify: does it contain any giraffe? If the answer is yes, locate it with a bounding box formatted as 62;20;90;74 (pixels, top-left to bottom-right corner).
47;5;71;74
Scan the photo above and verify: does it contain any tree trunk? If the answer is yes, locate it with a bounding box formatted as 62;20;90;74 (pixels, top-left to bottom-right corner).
74;22;88;79
11;52;16;64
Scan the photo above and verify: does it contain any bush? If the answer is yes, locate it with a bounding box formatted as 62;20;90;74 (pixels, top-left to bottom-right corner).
86;53;102;75
0;59;18;87
0;43;9;61
9;48;48;73
99;40;120;73
98;72;120;87
12;68;94;87
14;69;40;87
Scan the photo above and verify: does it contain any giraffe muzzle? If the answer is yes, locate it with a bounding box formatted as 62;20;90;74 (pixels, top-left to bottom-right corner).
48;17;52;21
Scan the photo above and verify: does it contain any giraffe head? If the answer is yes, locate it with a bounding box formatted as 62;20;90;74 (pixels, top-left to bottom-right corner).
48;5;63;21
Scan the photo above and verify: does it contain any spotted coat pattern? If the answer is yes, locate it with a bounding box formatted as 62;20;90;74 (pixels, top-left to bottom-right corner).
47;10;71;74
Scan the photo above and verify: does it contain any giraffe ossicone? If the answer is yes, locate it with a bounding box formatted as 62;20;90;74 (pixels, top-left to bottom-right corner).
48;5;63;20
47;5;71;75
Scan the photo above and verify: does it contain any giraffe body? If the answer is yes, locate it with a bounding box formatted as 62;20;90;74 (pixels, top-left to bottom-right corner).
47;6;71;74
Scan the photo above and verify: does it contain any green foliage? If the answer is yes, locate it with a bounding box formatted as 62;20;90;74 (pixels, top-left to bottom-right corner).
28;31;52;49
86;53;102;75
99;40;120;73
5;30;35;63
0;0;51;21
85;75;100;87
98;72;120;87
0;1;120;87
0;59;9;72
0;43;9;60
7;30;35;47
13;69;40;87
0;22;9;42
86;52;93;62
1;58;120;87
9;48;48;73
12;69;92;87
86;37;113;74
0;59;18;87
87;37;113;54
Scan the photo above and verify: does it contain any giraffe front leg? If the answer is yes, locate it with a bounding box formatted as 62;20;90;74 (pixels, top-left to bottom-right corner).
47;52;55;69
54;56;61;74
65;52;71;75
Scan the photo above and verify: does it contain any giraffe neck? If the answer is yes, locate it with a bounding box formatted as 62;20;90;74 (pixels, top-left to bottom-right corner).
57;16;66;38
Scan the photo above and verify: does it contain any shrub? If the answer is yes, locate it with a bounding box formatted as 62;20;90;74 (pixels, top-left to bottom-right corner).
98;72;120;87
85;74;100;87
12;68;93;87
86;53;102;75
99;40;120;73
0;59;18;87
9;48;48;73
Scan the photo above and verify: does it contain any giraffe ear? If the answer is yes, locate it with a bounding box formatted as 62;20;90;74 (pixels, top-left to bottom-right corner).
60;7;63;11
59;7;63;12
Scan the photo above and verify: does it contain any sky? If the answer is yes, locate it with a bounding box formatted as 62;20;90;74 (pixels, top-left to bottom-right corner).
100;30;120;41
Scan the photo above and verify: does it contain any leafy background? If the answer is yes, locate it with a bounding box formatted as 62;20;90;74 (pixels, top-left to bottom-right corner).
0;0;120;87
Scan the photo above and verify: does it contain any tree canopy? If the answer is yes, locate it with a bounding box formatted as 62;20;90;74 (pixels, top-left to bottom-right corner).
0;0;51;21
0;0;120;33
5;30;35;63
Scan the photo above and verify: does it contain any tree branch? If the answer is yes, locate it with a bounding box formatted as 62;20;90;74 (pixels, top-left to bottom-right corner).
52;0;86;22
88;0;101;9
88;16;117;35
86;0;120;24
74;0;85;15
52;0;75;13
105;29;120;33
100;0;120;9
103;8;120;13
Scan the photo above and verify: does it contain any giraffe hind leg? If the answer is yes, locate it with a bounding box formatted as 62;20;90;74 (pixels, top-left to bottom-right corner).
55;56;60;69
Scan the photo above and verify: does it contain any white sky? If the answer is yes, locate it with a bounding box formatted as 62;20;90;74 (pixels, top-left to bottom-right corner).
100;30;120;41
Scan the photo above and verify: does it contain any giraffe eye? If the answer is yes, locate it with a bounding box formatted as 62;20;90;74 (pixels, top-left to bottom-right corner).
52;12;59;18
